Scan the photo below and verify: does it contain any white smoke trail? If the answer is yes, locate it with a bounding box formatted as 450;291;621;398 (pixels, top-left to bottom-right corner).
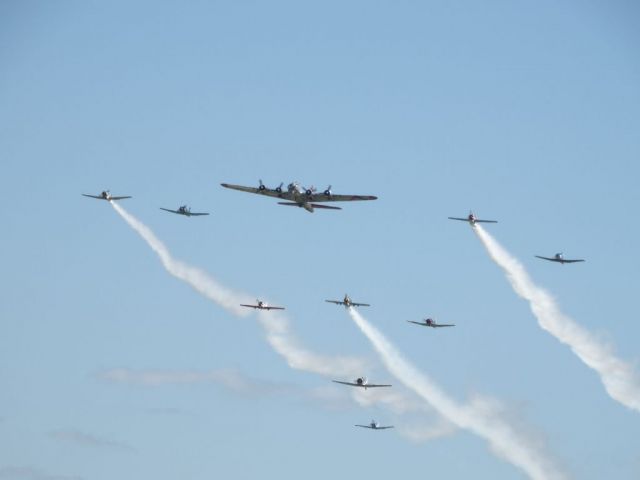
474;225;640;412
111;202;363;376
109;203;448;440
347;308;567;480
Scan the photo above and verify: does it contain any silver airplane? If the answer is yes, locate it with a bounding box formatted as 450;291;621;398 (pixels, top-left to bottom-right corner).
220;180;377;213
355;420;394;430
325;294;370;308
448;211;497;226
240;299;285;311
407;318;455;328
82;190;132;201
535;253;585;264
332;377;391;390
160;205;209;217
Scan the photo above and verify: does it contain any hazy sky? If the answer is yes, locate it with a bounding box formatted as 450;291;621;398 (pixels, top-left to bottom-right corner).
1;2;639;479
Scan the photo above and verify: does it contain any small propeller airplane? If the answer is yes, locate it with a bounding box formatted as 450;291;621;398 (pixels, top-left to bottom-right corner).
332;377;391;390
535;253;585;264
160;205;209;217
448;211;497;226
407;318;455;328
220;180;377;213
82;190;132;201
240;299;285;311
355;420;394;430
325;294;370;308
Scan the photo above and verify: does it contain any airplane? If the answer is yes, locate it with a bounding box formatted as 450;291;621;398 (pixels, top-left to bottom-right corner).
355;420;394;430
160;205;209;217
332;377;391;389
240;299;285;311
82;190;132;201
448;211;497;226
535;253;585;264
220;180;377;213
407;318;455;328
325;294;370;308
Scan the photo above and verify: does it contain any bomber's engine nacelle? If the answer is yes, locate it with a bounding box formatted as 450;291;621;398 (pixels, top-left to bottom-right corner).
323;185;332;196
275;182;284;194
305;186;315;196
258;179;266;191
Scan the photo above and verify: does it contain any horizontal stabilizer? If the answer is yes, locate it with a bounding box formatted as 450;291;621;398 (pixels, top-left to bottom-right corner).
310;203;342;210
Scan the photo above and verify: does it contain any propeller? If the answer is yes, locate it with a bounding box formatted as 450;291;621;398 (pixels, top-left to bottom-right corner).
275;182;284;193
323;185;332;196
305;185;316;196
258;179;266;191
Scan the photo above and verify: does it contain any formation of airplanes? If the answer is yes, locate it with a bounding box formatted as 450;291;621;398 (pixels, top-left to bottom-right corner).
160;205;209;217
355;420;394;430
84;183;587;433
240;299;285;311
407;318;455;328
535;253;585;264
221;180;377;213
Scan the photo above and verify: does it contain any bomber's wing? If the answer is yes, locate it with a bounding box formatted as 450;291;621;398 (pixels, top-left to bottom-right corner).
240;304;260;309
325;300;344;305
221;183;292;200
263;306;285;310
535;255;559;262
109;195;132;201
160;207;181;215
350;302;371;307
306;193;377;203
448;217;469;222
332;380;358;387
407;320;427;326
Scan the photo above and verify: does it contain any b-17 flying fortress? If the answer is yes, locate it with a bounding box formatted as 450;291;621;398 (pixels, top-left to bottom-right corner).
221;180;377;213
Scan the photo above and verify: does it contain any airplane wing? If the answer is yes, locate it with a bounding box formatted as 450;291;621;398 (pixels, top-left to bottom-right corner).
474;219;498;223
240;304;260;309
82;194;104;200
188;212;210;216
109;196;132;201
433;323;455;327
306;193;378;203
535;255;559;262
364;383;392;388
355;425;374;429
221;183;291;199
332;380;358;387
263;306;285;310
375;426;394;429
407;320;427;326
447;217;469;221
325;300;344;305
562;259;585;263
160;208;181;215
350;302;371;307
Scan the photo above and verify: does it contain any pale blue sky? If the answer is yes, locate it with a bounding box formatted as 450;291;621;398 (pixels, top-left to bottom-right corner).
1;1;639;479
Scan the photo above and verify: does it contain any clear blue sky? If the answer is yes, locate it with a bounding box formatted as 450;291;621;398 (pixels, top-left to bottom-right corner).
1;1;639;479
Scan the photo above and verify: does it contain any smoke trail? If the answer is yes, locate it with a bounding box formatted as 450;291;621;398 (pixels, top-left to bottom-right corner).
111;202;363;376
474;225;640;412
347;308;567;480
109;203;448;440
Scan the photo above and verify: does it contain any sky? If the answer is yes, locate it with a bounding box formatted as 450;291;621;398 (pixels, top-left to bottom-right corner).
1;1;639;479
